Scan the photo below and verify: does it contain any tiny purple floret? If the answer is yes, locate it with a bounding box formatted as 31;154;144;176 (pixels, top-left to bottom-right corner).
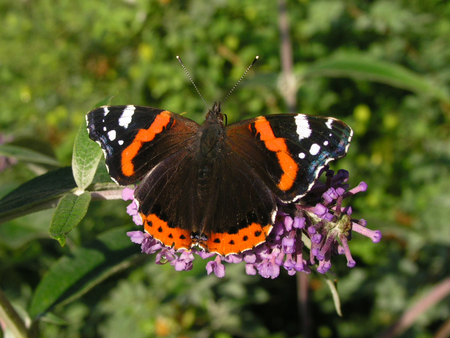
206;256;226;278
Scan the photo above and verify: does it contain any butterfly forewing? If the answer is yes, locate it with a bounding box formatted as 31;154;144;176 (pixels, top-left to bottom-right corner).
226;114;353;203
86;105;199;185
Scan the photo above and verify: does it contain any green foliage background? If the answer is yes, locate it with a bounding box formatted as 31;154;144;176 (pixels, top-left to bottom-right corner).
1;0;450;337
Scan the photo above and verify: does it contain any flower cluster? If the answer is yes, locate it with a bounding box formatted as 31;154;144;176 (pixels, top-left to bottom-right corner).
126;168;381;278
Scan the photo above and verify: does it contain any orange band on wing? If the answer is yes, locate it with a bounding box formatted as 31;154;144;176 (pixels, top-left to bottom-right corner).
121;111;172;177
142;212;272;256
253;117;298;191
205;222;272;256
142;213;192;250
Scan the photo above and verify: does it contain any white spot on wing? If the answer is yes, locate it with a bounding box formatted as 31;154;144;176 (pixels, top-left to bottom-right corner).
323;140;329;146
299;152;305;159
103;126;107;131
309;143;320;155
108;130;116;141
270;207;277;224
326;118;333;129
118;105;135;129
294;115;311;139
118;140;124;145
103;106;109;116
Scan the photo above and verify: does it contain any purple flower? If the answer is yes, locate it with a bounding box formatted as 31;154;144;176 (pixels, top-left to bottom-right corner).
293;217;305;229
122;187;134;201
155;248;177;265
125;167;381;278
127;230;146;244
206;256;225;278
258;258;281;279
282;236;296;254
123;188;143;225
170;251;194;271
245;263;257;275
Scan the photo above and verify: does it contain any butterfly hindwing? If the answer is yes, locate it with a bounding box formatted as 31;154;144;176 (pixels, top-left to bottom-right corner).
199;146;276;254
135;150;198;251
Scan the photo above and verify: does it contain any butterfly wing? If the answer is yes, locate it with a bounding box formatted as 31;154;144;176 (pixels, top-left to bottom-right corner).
134;133;276;256
86;105;199;185
226;114;353;203
198;146;277;255
134;149;199;251
195;112;353;255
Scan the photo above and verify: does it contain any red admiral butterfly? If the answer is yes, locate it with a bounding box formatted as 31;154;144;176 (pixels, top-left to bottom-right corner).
86;102;352;256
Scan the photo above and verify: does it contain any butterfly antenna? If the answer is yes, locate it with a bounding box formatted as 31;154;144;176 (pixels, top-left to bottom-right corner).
177;56;209;109
220;56;259;105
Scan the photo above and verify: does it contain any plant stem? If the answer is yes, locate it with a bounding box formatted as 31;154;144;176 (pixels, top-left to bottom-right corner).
278;0;297;114
297;273;312;338
376;277;450;338
0;287;29;338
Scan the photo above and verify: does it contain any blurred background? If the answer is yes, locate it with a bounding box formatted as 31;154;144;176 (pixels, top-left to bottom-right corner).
1;0;450;337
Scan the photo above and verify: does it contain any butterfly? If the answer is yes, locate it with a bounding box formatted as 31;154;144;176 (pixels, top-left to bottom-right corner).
86;102;352;256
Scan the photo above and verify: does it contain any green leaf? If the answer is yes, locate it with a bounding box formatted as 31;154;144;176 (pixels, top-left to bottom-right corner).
303;54;450;103
0;167;77;225
0;143;60;167
72;122;103;191
324;275;343;317
0;210;53;249
29;226;139;319
92;95;116;108
91;159;116;186
49;191;92;246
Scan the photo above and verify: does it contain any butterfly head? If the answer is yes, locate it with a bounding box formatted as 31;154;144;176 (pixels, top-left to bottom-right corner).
205;101;224;125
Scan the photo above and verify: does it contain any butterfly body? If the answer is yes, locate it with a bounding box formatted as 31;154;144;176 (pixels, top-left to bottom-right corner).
87;103;353;256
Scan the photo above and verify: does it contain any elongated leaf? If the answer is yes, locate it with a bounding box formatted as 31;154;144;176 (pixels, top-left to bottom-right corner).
29;226;140;319
324;275;343;317
0;144;60;167
49;192;92;246
0;211;53;249
72;122;103;190
303;54;450;103
0;167;76;225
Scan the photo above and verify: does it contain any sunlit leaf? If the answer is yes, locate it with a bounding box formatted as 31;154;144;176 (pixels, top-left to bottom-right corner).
49;191;92;246
303;54;450;103
0;144;60;167
72;123;102;191
0;167;76;225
